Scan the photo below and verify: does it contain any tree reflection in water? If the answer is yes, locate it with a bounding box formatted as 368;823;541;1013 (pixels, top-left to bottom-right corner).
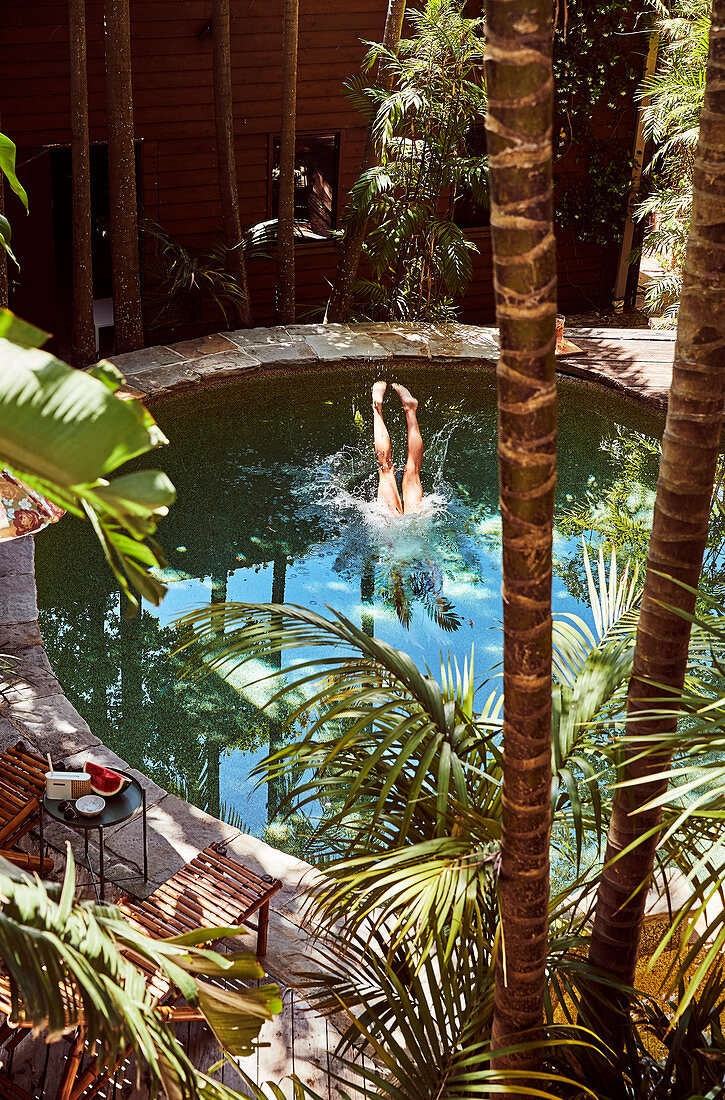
34;368;667;853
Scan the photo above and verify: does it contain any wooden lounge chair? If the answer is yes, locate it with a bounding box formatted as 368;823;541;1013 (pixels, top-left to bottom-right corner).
0;743;50;852
117;842;283;957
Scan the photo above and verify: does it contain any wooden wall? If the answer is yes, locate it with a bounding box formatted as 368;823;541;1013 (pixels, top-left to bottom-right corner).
0;0;636;339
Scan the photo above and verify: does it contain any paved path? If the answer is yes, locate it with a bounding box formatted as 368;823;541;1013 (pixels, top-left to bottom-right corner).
556;326;675;408
110;322;676;411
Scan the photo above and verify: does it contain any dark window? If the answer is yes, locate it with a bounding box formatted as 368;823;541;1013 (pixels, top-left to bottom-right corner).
270;133;340;240
453;122;489;229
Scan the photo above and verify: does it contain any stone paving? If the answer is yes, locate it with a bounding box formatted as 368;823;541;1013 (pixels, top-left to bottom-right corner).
109;321;675;410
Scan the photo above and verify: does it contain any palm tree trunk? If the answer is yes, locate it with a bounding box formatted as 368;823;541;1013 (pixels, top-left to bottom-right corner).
0;106;8;310
276;0;299;323
103;0;143;354
484;0;557;1084
212;0;252;328
326;0;406;323
588;0;725;1033
69;0;96;367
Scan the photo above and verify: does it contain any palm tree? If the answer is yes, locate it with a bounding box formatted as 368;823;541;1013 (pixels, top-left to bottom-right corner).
213;0;252;328
174;546;642;1097
588;0;725;1037
276;0;299;323
68;0;96;367
103;0;144;353
0;851;280;1100
326;0;407;323
483;0;557;1082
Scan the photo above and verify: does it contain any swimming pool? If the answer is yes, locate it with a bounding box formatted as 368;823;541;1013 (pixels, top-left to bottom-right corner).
34;366;664;851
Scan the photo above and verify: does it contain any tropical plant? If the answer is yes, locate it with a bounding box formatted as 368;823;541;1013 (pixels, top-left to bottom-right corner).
483;0;557;1084
343;0;487;321
0;131;27;269
0;849;281;1100
175;545;647;1098
142;219;275;334
636;0;711;318
589;0;725;1044
0;308;174;610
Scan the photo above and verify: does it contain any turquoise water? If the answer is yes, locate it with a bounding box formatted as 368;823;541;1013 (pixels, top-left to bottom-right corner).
34;367;663;848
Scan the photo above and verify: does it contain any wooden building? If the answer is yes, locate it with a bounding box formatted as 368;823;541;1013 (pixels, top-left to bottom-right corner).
0;1;642;353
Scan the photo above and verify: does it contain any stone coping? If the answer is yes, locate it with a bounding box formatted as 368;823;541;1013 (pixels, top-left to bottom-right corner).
109;322;675;410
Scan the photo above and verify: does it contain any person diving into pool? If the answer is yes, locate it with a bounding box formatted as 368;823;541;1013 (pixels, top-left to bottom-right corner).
372;381;424;516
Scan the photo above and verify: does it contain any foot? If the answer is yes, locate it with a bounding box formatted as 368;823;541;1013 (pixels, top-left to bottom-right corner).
372;380;387;412
392;383;418;412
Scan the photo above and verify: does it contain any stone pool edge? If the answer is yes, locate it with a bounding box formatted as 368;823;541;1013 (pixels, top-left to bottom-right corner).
108;322;673;410
0;536;323;983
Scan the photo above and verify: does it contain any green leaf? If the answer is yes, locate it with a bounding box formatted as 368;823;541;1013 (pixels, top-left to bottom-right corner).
0;337;168;487
0;308;48;348
0;215;19;268
0;133;28;210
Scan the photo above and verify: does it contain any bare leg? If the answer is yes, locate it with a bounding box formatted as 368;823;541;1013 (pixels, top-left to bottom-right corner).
393;383;423;514
372;381;402;515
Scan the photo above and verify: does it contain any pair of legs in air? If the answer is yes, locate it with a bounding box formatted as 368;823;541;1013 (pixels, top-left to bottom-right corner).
372;381;423;515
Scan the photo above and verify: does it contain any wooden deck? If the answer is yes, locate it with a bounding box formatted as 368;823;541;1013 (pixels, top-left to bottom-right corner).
559;326;675;409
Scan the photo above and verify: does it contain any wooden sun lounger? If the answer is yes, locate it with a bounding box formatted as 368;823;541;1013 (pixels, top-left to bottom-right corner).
0;743;50;852
117;842;283;957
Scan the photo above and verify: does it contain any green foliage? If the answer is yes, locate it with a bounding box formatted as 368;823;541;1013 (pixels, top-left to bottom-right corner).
636;0;710;317
0;311;175;610
0;850;280;1100
174;546;669;1096
0;133;28;212
142;218;276;334
345;0;486;321
552;0;641;247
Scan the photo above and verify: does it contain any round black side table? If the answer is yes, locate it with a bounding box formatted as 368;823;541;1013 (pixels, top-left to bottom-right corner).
40;773;148;900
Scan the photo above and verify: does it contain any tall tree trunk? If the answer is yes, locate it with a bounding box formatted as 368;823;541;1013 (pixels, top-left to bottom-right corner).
103;0;144;354
276;0;299;323
326;0;406;323
213;0;252;328
0;106;8;310
589;0;725;1036
69;0;96;367
484;0;557;1085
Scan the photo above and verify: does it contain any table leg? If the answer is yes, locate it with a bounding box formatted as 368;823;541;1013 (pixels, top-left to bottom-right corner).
99;826;105;901
142;786;148;883
39;801;43;862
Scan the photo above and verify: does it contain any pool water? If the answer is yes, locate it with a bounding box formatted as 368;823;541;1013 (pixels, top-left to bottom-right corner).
34;366;664;850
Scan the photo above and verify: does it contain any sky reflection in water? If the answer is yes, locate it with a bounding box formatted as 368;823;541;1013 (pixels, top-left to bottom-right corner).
34;367;663;849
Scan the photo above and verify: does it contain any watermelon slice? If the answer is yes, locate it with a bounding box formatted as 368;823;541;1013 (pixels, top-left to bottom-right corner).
86;761;128;797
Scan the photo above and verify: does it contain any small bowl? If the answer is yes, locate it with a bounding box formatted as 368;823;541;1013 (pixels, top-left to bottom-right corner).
75;795;106;817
